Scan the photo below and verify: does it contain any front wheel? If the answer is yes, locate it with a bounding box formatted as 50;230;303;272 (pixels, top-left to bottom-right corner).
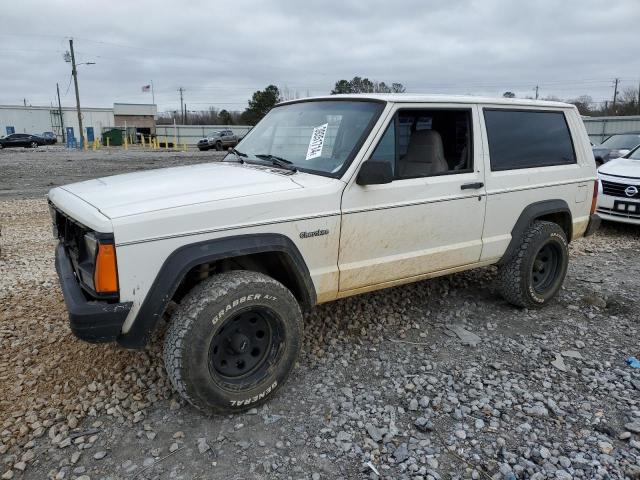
164;271;303;414
497;221;569;309
30;141;39;148
215;141;223;151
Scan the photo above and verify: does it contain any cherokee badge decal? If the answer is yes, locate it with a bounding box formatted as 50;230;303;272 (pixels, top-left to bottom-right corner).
299;229;329;239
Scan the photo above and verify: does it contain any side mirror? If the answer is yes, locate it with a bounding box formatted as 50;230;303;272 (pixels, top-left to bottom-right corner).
356;160;393;185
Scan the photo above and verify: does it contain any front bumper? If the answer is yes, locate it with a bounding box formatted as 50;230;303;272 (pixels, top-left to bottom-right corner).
55;243;131;343
596;186;640;225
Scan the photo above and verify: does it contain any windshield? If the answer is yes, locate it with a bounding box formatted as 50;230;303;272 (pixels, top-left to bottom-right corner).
232;100;384;177
601;134;640;150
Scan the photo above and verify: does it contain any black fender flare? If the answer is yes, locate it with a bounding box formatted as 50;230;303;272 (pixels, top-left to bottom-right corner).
498;199;572;265
117;233;315;348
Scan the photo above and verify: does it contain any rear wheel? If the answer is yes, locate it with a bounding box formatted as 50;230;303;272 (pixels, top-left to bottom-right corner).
164;271;303;414
497;221;568;309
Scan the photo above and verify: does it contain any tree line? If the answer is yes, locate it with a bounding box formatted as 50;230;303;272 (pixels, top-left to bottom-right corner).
158;77;406;126
502;88;640;117
160;78;640;126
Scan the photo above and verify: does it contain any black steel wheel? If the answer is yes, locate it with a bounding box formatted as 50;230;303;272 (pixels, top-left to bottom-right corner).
531;242;561;294
164;270;303;414
498;221;569;308
208;306;284;384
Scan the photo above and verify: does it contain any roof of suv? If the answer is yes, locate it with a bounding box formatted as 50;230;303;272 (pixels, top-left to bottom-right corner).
280;94;573;109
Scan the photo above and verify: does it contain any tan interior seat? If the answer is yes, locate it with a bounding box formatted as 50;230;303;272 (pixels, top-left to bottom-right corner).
398;129;449;177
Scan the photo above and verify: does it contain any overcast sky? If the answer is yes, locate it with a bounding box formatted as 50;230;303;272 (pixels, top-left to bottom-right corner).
0;0;638;114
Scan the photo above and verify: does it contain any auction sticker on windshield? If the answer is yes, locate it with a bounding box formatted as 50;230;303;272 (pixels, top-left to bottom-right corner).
306;123;328;160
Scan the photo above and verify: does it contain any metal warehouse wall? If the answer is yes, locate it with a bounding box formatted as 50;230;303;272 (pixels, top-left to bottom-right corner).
0;105;114;140
155;125;253;145
583;115;640;144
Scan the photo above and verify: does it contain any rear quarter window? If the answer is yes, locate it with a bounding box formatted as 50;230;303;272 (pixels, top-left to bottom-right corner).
483;109;576;171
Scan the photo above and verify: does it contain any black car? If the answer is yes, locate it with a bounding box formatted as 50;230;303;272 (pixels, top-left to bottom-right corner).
592;133;640;166
41;132;58;145
0;133;46;149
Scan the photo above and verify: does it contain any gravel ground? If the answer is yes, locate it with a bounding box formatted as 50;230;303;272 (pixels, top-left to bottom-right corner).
0;145;221;200
1;149;640;479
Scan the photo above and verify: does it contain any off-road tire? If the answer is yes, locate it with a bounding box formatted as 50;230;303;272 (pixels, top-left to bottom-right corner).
497;221;568;309
164;270;303;414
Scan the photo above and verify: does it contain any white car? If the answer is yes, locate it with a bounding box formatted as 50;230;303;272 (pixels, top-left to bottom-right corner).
48;94;599;414
596;145;640;225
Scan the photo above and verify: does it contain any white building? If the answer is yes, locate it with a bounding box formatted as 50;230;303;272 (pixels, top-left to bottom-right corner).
0;103;156;142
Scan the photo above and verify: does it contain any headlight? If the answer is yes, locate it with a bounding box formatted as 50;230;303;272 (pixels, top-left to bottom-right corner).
84;233;98;260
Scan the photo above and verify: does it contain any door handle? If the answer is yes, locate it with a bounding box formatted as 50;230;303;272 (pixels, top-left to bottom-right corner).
461;182;484;190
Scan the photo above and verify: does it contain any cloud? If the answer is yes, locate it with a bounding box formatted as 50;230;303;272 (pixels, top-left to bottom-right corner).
0;0;638;112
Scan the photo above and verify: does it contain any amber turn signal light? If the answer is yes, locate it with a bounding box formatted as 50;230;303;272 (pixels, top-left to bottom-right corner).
590;180;599;215
94;243;119;293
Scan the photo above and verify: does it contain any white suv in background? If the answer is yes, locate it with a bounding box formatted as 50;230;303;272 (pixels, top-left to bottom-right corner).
596;145;640;225
48;94;599;414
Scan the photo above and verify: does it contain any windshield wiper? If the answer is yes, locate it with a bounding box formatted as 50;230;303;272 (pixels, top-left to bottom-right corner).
254;154;297;172
225;147;247;163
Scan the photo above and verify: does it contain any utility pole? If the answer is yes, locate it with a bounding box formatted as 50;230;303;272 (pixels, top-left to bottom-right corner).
637;79;640;115
178;87;185;124
69;39;84;148
56;83;65;143
612;78;619;115
535;85;539;100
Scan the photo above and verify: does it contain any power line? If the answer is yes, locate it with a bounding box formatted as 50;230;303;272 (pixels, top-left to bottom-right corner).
63;73;73;96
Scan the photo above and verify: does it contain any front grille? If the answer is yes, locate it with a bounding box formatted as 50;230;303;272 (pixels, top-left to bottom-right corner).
50;204;88;262
600;179;640;199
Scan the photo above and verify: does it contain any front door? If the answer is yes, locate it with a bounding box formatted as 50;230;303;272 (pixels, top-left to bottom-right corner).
338;104;487;293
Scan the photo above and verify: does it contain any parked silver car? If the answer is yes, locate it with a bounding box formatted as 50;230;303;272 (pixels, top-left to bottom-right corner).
197;129;239;151
592;133;640;166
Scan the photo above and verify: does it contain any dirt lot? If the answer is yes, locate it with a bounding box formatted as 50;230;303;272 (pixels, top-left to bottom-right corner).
1;147;639;480
0;145;220;200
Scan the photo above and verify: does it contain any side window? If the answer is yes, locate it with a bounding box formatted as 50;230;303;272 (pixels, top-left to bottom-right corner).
369;119;396;176
368;109;473;180
483;110;576;171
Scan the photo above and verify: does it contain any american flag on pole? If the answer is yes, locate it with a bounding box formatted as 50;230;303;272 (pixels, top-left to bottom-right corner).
141;85;151;92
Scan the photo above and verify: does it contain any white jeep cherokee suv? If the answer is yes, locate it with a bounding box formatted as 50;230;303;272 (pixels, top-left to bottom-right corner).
48;95;600;413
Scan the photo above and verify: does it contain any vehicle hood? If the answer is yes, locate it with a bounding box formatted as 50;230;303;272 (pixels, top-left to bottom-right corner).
58;162;302;218
598;157;640;179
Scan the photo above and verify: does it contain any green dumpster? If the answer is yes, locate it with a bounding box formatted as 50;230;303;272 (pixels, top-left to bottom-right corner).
102;128;123;146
